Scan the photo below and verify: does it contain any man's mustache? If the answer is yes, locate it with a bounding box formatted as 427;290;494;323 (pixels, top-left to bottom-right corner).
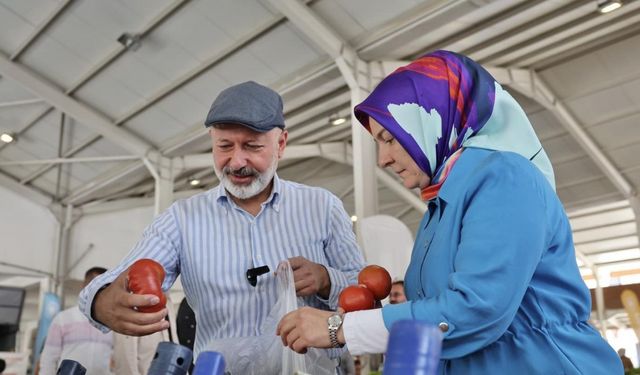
223;166;258;177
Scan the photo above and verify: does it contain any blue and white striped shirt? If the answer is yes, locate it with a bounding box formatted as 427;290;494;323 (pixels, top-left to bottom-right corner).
79;174;365;357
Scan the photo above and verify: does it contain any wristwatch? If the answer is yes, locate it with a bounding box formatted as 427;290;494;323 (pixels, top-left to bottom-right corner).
327;314;344;348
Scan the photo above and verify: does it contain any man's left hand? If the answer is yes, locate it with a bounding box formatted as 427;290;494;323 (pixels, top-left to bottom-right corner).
288;256;331;299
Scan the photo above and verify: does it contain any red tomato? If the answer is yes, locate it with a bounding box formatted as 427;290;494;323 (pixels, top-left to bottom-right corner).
128;259;167;313
339;285;375;312
358;265;392;300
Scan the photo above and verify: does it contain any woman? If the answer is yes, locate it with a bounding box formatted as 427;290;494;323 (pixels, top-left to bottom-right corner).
277;50;622;374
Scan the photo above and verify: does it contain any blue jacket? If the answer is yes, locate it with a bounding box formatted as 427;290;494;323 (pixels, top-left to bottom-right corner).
382;148;621;374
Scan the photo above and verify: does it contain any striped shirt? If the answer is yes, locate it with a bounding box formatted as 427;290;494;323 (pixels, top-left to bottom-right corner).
39;306;113;375
79;175;365;358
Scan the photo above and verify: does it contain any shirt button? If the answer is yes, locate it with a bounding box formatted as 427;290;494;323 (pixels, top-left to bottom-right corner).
438;322;449;332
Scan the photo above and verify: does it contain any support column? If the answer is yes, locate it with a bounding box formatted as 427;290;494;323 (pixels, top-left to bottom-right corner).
143;154;174;214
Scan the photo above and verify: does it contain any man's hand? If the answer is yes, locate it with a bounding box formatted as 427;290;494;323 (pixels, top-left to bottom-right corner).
289;256;331;299
93;270;169;336
276;306;345;354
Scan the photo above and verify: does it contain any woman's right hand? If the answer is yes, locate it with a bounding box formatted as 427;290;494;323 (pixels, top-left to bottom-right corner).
92;270;169;336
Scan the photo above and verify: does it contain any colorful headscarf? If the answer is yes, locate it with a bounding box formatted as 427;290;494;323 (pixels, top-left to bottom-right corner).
354;50;555;201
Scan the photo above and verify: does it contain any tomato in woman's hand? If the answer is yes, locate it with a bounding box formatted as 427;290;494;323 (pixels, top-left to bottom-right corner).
358;265;392;300
127;259;166;313
339;285;375;312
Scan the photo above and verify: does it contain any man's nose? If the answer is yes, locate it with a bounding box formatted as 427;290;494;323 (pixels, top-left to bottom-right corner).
228;149;248;169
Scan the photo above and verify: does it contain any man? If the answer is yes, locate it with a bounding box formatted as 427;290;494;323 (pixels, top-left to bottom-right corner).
79;81;365;371
388;280;407;305
618;348;634;371
39;267;113;375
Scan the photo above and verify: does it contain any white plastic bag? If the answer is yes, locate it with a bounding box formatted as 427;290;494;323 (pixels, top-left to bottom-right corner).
203;261;336;374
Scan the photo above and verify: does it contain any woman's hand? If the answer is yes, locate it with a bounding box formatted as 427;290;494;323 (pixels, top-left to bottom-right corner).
276;306;345;354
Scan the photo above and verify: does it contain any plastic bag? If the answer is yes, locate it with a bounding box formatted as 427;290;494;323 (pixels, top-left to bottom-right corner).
202;261;337;375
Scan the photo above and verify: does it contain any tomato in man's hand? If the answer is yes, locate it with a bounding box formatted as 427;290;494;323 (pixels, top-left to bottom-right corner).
358;265;392;300
127;259;167;313
339;285;375;312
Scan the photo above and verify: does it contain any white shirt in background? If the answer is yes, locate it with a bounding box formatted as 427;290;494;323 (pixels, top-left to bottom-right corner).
39;306;113;375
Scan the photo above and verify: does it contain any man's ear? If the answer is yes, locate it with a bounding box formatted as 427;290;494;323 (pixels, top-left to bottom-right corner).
277;129;288;158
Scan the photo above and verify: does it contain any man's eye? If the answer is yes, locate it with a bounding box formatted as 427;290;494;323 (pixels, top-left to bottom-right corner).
246;144;263;150
384;137;394;144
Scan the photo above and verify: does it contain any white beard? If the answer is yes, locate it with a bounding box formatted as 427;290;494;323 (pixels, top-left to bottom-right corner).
214;156;278;200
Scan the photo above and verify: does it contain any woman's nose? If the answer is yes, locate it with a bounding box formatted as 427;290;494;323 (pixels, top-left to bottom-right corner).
378;149;392;168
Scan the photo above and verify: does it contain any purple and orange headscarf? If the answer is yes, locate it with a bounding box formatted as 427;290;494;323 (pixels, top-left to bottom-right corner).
354;50;554;201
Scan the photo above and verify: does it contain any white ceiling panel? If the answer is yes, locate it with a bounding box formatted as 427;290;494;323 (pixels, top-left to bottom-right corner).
124;108;187;147
332;0;423;33
558;177;621;208
211;49;279;86
125;34;201;82
73;70;146;120
106;53;182;99
574;222;637;245
310;0;364;43
570;206;635;231
576;235;639;255
18;35;93;89
70;0;165;39
0;4;36;54
528;111;566;141
0;101;48;134
607;142;640;172
542;134;586;165
151;4;233;63
71;136;131;159
0;0;59;25
566;84;637;127
43;9;114;65
198;0;276;39
586;112;640;151
539;51;610;100
180;68;231;107
153;89;209;131
247;23;322;76
553;156;605;185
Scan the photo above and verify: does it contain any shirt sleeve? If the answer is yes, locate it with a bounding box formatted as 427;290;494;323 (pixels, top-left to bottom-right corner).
316;194;366;309
78;206;183;331
39;315;63;375
343;308;389;355
382;153;549;359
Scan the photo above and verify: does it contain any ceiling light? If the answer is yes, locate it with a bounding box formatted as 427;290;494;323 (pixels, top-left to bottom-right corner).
117;32;142;51
329;113;347;126
188;178;200;186
0;132;15;143
598;0;622;13
351;215;358;222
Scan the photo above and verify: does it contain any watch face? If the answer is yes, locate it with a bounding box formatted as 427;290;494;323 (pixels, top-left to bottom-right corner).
328;314;342;328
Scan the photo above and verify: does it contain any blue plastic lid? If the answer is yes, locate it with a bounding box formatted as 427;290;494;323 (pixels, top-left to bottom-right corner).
384;320;443;375
193;351;226;375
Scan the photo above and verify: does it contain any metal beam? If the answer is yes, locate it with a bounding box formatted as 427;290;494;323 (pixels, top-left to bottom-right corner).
0;170;53;207
0;52;154;156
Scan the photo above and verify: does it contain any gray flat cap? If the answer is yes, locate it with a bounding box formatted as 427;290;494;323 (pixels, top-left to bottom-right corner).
204;81;285;132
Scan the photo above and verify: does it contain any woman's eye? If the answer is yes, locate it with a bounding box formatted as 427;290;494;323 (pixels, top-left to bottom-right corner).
384;137;394;144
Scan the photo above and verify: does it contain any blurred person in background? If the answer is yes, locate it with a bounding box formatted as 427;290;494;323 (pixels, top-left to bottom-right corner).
388;280;407;305
38;267;113;375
